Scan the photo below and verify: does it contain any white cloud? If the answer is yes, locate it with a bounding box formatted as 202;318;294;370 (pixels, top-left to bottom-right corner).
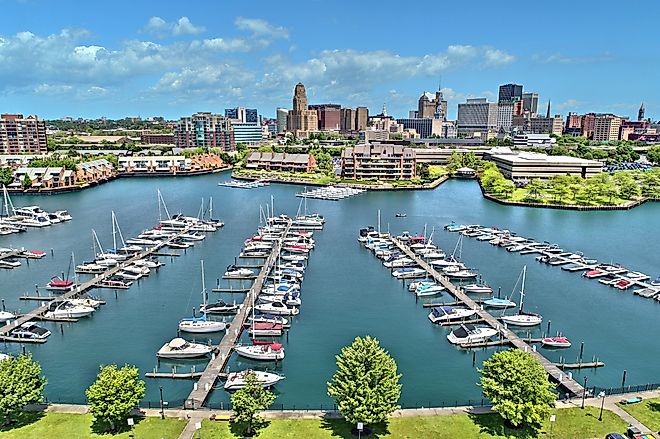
173;17;206;36
144;17;168;34
33;83;73;95
235;17;289;39
144;16;205;37
484;48;515;66
532;53;613;64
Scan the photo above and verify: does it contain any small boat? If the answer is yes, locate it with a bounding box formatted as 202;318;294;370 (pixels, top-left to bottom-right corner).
248;322;284;336
500;266;542;327
392;267;426;279
651;277;660;287
0;311;16;322
45;301;95;319
613;279;633;290
414;282;444;297
255;301;299;316
583;269;605;278
447;324;499;345
10;322;51;339
234;342;285;361
200;300;239;314
483;297;517;309
157;338;213;359
46;276;75;292
0;259;21;268
395;213;407;218
542;336;571;348
178;314;227;333
463;284;493;294
246;314;290;328
428;306;476;324
224;265;254;278
23;250;46;259
223;370;285;390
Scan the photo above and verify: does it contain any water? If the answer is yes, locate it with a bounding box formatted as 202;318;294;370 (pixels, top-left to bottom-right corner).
1;174;658;408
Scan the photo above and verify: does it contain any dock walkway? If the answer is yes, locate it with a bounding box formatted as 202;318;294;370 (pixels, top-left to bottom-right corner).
392;238;585;397
184;221;291;409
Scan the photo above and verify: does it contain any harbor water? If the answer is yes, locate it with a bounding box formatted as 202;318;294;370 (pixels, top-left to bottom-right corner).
1;172;659;408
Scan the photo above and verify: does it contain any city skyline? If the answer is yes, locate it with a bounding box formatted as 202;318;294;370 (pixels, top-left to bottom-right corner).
0;0;657;120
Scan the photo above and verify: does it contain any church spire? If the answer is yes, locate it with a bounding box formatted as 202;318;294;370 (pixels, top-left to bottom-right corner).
638;102;645;121
546;100;551;119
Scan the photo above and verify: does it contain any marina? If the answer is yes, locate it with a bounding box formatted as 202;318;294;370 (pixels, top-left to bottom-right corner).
295;185;366;201
217;180;270;189
0;175;659;409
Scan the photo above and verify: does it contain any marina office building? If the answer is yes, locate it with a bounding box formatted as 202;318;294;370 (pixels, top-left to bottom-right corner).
341;143;416;181
487;151;603;180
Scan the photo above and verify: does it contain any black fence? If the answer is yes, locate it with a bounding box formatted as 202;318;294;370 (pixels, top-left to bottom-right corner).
591;382;660;397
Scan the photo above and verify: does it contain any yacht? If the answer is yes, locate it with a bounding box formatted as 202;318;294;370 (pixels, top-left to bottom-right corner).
234;342;285;361
428;306;477;324
447;324;499;345
255;301;299;316
45;301;95;319
156;338;213;359
0;311;16;322
54;210;73;221
392;267;426;279
414;282;445;297
247;322;284;337
224;370;285;391
224;265;254;278
22;215;51;228
11;322;51;340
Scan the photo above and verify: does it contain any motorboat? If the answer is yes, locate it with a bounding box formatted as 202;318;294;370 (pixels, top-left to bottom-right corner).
260;293;301;307
10;322;51;339
46;276;75;292
483;297;517;309
414;282;444;297
447;324;499;345
123;265;150;276
234;342;285;361
200;300;239;314
463;284;493;294
133;258;164;269
75;262;106;274
224;265;254;278
95;258;118;267
507;245;526;252
421;250;446;260
178;314;227;333
280;254;307;263
45;301;95;319
255;301;299;316
22;215;51;227
97;278;133;288
115;271;143;281
261;283;300;296
625;271;650;281
224;370;285;390
428;306;476;324
0;259;21;269
246;313;290;328
430;257;463;268
392;267;426;279
383;257;414;268
180;232;206;242
167;239;191;249
395;213;407;218
23;250;46;259
613;279;633;290
446;270;478;279
0;353;9;361
47;213;62;224
69;298;103;308
542;336;571;348
583;269;605;278
651;277;660;287
156;338;213;359
54;210;72;221
248;322;284;336
0;311;16;322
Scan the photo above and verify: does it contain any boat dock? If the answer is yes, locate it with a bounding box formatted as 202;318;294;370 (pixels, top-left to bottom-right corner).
391;238;586;397
184;221;291;410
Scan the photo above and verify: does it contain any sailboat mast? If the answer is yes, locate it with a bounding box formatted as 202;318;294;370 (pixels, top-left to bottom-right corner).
72;252;79;291
113;212;127;249
519;265;527;313
200;259;207;306
271;195;275;218
377;209;381;235
209;197;214;220
111;211;117;251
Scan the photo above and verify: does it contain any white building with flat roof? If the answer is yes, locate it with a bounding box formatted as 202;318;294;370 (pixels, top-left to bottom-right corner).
489;151;602;180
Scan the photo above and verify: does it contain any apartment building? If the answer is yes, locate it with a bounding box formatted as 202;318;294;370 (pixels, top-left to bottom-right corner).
341;143;416;181
0;114;48;154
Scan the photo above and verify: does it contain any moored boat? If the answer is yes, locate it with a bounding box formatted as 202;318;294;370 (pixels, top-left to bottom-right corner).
156;338;213;359
542;336;571;348
428;306;476;324
223;370;285;390
447;324;498;345
234;341;285;361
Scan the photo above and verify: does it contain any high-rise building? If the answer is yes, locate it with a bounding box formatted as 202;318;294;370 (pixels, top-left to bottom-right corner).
355;106;369;130
276;108;288;134
395;118;442;138
522;92;539;114
286;83;318;137
457;98;498;136
340;108;356;133
308;104;341;131
225;107;258;124
0;114;47;154
231;122;263;144
1;114;48;153
582;113;596;139
496;103;514;132
529;115;564;137
175;112;234;151
498;84;523;103
417;89;447;120
593;115;622;142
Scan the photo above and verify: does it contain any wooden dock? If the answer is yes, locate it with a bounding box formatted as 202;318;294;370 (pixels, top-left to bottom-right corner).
392;238;586;397
184;221;291;410
211;288;250;293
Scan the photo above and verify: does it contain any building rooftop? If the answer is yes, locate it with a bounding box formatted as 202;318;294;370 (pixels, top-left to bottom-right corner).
492;152;601;165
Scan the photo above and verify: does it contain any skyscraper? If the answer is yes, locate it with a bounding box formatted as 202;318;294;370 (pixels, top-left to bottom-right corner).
175;112;234;151
286;83;318;137
522;92;539;114
355;107;369;130
498;84;523;103
340;108;356;133
457;98;498;136
0;114;47;154
276;108;288;134
416;88;447;120
308;104;341;131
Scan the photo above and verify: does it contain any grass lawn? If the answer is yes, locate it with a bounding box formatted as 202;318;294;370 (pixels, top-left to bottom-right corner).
0;412;186;439
195;407;627;438
617;397;660;432
506;187;631;206
428;165;448;180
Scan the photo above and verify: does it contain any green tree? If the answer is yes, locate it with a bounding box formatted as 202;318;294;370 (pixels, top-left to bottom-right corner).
22;174;32;189
85;364;145;432
492;178;515;199
646;145;660;165
327;336;402;425
0;354;47;423
525;178;545;199
548;175;571;202
231;371;276;436
0;167;13;186
480;349;556;429
613;172;641;199
417;163;430;180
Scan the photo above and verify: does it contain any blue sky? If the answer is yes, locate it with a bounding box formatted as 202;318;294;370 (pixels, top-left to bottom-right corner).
0;0;656;120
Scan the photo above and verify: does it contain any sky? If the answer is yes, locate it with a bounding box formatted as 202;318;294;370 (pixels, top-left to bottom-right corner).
0;0;657;121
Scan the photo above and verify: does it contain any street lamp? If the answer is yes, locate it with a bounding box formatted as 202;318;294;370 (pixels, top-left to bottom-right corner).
357;422;364;439
598;391;606;421
581;376;588;409
549;414;556;439
159;386;164;420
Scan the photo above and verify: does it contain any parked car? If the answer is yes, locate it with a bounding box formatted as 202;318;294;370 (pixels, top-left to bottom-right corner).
620;396;643;405
605;433;625;439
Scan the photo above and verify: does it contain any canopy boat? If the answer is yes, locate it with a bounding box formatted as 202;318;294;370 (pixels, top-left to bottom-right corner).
255;301;299;316
156;338;213;359
392;267;426;279
46;276;75;292
500;266;542;327
542;336;571;348
0;311;16;322
234;341;285;361
483;297;517;309
224;265;254;278
428;306;476;324
463;284;493;294
248;322;284;337
10;322;51;339
45;301;95;319
447;324;499;345
414;282;445;297
246;313;290;328
224;370;285;391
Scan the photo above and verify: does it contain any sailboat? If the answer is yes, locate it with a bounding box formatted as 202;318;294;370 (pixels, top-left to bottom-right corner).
500;266;542;327
431;234;464;268
46;253;76;291
179;261;227;333
112;211;142;254
94;228;127;262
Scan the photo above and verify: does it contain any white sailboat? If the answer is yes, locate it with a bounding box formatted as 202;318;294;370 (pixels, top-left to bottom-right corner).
179;261;227;333
500;266;542;327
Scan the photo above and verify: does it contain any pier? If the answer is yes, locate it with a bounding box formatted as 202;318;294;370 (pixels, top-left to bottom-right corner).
392;238;586;397
183;221;291;410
